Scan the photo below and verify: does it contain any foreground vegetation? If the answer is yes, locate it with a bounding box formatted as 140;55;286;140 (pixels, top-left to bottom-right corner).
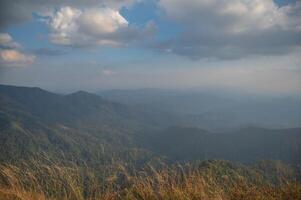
0;159;300;200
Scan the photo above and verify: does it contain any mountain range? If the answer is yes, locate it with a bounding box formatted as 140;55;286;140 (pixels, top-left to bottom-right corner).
0;84;300;166
101;88;301;130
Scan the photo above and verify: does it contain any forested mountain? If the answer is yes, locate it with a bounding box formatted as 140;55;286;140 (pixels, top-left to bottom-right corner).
144;126;301;164
0;85;143;126
0;84;153;164
101;89;301;130
1;84;300;166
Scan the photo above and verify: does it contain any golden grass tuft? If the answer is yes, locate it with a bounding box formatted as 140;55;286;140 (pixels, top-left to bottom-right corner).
0;160;300;200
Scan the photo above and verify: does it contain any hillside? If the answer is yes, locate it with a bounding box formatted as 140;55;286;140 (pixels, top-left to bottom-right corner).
144;127;301;164
1;84;301;166
101;89;301;130
0;85;141;126
0;85;156;165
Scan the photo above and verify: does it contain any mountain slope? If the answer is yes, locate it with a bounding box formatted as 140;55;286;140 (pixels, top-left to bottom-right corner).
101;89;301;130
145;126;301;164
0;85;156;164
0;84;300;166
0;85;136;125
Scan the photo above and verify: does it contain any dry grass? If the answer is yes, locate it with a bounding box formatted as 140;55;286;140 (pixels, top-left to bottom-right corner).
0;160;300;200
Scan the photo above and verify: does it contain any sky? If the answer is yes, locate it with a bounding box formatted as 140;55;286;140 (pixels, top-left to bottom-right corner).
0;0;300;95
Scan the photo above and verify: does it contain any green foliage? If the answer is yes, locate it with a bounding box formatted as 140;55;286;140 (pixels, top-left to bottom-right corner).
146;126;301;164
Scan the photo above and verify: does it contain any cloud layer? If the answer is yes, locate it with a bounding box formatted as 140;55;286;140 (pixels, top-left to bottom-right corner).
0;0;137;29
2;0;299;60
157;0;301;59
0;33;35;67
0;0;156;49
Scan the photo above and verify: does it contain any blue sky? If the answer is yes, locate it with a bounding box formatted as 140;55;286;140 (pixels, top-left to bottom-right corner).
0;0;300;94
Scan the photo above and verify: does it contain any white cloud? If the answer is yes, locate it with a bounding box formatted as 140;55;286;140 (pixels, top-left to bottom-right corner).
0;33;35;67
78;7;128;35
157;0;301;59
48;6;82;45
46;6;154;47
101;69;116;76
160;0;296;32
0;33;21;49
0;49;35;66
0;0;138;29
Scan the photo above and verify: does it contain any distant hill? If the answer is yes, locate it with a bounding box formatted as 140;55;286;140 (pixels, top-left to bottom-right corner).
0;84;157;165
0;85;138;126
100;88;301;130
145;126;301;164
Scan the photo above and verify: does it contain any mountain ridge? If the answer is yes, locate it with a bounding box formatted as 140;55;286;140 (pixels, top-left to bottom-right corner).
0;84;300;166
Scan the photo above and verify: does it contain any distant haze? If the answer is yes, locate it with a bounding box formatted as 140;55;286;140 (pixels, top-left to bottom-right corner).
0;0;300;95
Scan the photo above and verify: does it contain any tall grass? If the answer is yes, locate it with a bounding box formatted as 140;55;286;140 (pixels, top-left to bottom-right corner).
0;160;300;200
